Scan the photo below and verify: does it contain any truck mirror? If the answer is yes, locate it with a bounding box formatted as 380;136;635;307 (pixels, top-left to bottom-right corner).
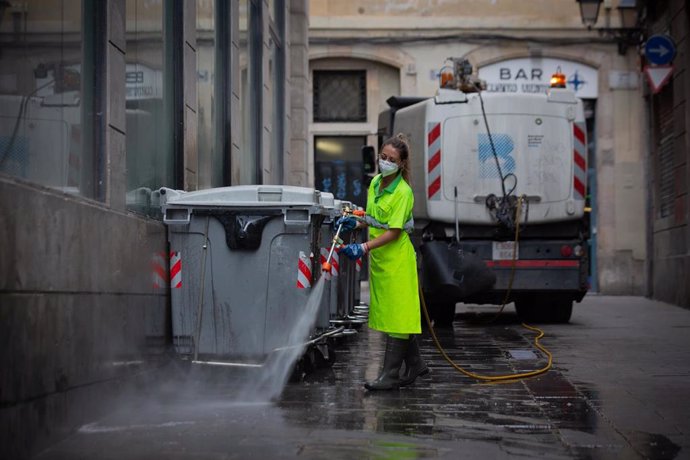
362;145;376;174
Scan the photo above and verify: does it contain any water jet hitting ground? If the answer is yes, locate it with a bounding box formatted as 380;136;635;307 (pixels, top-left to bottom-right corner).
233;276;327;401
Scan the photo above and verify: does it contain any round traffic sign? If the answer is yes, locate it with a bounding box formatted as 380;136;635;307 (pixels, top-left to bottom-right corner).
645;34;676;65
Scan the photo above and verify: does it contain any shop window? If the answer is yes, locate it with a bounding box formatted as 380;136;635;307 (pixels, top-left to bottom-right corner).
125;0;173;214
313;71;367;122
0;0;93;196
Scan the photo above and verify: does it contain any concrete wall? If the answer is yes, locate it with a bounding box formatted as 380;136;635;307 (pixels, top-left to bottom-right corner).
0;177;169;459
309;0;648;296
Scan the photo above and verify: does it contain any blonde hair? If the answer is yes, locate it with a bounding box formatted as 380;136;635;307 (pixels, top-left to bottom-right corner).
382;133;411;183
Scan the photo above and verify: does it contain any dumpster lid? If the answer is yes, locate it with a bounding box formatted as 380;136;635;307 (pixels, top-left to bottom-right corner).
319;191;335;209
162;185;330;208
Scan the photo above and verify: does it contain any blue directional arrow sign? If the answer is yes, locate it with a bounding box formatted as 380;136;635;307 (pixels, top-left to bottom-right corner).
645;34;676;65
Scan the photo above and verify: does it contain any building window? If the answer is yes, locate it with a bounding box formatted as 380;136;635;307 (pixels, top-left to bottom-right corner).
0;0;93;197
125;0;174;214
313;71;367;122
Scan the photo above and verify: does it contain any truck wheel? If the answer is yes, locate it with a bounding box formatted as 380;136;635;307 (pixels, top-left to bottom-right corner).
515;298;541;323
547;299;573;323
515;297;573;324
425;300;456;328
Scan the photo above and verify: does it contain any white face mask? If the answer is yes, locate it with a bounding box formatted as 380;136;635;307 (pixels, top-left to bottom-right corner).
379;159;399;177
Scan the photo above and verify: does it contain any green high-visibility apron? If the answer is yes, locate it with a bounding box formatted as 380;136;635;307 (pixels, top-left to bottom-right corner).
366;173;421;334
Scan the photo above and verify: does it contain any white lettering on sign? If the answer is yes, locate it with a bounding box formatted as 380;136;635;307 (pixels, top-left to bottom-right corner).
487;83;518;92
500;68;543;80
521;83;551;93
479;58;598;99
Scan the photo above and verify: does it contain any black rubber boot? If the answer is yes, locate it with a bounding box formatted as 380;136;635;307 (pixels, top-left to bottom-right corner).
399;335;429;387
364;336;408;391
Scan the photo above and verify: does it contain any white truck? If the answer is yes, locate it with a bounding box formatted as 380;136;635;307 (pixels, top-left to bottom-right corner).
373;59;590;325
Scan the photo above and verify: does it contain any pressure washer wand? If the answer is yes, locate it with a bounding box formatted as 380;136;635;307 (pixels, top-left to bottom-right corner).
322;222;343;273
321;209;366;273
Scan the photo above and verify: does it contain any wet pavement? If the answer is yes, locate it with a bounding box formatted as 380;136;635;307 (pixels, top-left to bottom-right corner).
35;295;689;459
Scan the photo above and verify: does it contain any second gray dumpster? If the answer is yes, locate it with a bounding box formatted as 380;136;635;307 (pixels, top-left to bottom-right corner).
161;185;332;363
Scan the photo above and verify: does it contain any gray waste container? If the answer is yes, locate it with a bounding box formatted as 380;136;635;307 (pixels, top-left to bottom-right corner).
315;193;336;332
325;200;344;323
161;185;333;363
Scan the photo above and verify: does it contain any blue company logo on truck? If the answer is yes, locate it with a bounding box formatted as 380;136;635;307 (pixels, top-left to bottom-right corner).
478;133;515;178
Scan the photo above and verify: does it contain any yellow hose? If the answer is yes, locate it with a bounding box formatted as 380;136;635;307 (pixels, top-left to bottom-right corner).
420;196;553;382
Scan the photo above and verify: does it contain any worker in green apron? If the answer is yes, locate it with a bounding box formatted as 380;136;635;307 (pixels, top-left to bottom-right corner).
339;134;429;390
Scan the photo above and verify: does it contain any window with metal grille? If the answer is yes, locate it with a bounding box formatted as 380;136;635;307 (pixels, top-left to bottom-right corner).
313;70;366;122
653;80;675;219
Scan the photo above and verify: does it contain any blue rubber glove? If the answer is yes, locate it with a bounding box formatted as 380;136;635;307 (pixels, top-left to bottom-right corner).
341;243;366;260
334;216;357;233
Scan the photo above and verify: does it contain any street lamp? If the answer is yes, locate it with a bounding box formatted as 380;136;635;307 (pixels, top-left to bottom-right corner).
617;0;638;29
576;0;602;27
575;0;641;55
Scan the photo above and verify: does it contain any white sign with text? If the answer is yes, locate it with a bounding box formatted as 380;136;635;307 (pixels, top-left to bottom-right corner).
478;58;598;99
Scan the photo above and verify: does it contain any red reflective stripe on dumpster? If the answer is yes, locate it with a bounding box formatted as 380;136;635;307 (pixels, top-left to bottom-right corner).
331;247;340;277
170;252;182;288
297;252;312;288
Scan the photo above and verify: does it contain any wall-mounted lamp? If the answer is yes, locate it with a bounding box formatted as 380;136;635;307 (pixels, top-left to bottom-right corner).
577;0;602;27
575;0;642;55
